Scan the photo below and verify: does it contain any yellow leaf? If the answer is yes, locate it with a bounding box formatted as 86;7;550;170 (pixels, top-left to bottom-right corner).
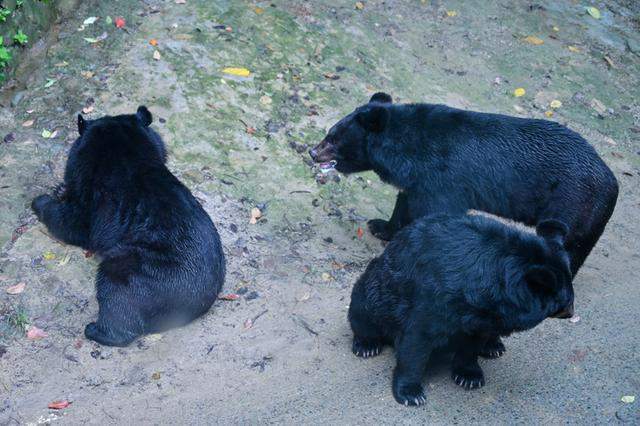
550;100;562;109
545;111;553;117
524;36;544;45
321;272;332;281
552;26;560;32
43;252;56;260
446;10;457;17
254;7;264;14
222;67;251;77
513;88;526;97
586;6;600;19
567;45;581;53
355;2;364;10
621;395;635;404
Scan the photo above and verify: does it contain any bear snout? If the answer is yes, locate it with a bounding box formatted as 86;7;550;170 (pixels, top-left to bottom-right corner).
550;301;574;319
309;140;335;163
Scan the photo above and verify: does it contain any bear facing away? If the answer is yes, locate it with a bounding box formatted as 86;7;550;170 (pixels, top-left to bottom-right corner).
310;93;618;276
32;107;225;346
348;213;574;406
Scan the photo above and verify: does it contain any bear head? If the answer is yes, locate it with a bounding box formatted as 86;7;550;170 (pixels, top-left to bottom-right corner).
309;92;392;174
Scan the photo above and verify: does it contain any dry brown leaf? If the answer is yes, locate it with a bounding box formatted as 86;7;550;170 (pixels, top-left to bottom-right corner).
219;294;240;301
48;400;71;410
6;282;26;294
27;326;48;340
82;105;94;114
249;207;262;224
523;36;544;45
22;120;34;127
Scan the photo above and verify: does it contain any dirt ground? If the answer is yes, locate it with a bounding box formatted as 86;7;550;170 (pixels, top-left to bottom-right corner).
1;0;639;424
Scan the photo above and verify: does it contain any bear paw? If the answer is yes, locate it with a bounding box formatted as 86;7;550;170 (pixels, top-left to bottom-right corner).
31;194;53;218
352;337;383;358
392;381;426;406
367;219;394;241
85;322;136;347
451;366;485;390
480;338;506;359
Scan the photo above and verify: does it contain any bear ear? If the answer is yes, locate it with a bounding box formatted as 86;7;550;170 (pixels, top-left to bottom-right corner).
524;265;557;293
536;219;569;246
356;105;389;133
369;92;393;104
77;114;87;135
136;105;153;127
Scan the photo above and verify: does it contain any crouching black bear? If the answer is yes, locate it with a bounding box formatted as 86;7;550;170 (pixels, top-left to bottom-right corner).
348;213;574;406
310;93;618;276
32;107;225;346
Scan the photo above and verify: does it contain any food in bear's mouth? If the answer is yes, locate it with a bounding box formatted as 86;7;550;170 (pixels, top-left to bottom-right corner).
319;160;337;173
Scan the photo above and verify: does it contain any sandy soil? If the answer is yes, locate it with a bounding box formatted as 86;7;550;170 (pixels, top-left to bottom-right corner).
1;1;639;424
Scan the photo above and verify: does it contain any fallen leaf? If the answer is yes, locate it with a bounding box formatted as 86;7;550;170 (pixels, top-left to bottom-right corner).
446;10;457;17
244;318;253;329
153;50;161;61
82;105;94;114
6;282;26;295
550;99;562;109
83;17;98;25
357;227;364;238
105;16;112;25
219;294;240;301
568;315;581;323
151;372;161;380
586;6;601;19
22;120;34;127
115;17;126;28
259;95;272;105
249;207;262;224
59;252;71;266
41;130;53;139
146;333;163;342
544;110;553;117
246;126;256;135
80;70;94;79
552;26;560;32
621;395;635;404
523;36;544;45
55;61;69;67
567;45;581;53
175;0;186;3
27;326;48;340
321;272;332;281
149;38;158;46
48;400;71;410
590;98;607;115
222;67;251;77
323;72;340;80
513;87;526;97
603;55;615;68
298;292;311;302
44;79;57;88
355;1;364;10
43;251;56;260
254;7;264;14
84;37;98;43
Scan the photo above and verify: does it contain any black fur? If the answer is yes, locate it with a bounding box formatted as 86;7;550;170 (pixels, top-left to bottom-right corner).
348;213;574;406
32;107;225;346
310;94;618;276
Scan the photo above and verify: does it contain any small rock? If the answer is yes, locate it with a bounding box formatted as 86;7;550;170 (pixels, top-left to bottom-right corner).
11;91;25;108
245;291;259;301
3;133;15;143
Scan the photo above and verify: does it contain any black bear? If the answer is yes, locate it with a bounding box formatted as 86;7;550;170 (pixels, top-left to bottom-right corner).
310;93;618;276
32;107;225;346
348;213;574;406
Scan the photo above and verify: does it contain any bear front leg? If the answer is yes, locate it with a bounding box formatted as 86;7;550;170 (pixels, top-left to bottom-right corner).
31;195;89;248
368;191;409;241
451;335;486;390
392;324;433;406
480;336;506;359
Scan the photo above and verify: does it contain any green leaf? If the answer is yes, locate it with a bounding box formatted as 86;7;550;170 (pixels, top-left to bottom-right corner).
586;6;601;19
621;395;635;404
41;129;52;138
44;78;57;88
13;30;28;46
83;16;98;25
105;16;112;25
83;37;99;43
